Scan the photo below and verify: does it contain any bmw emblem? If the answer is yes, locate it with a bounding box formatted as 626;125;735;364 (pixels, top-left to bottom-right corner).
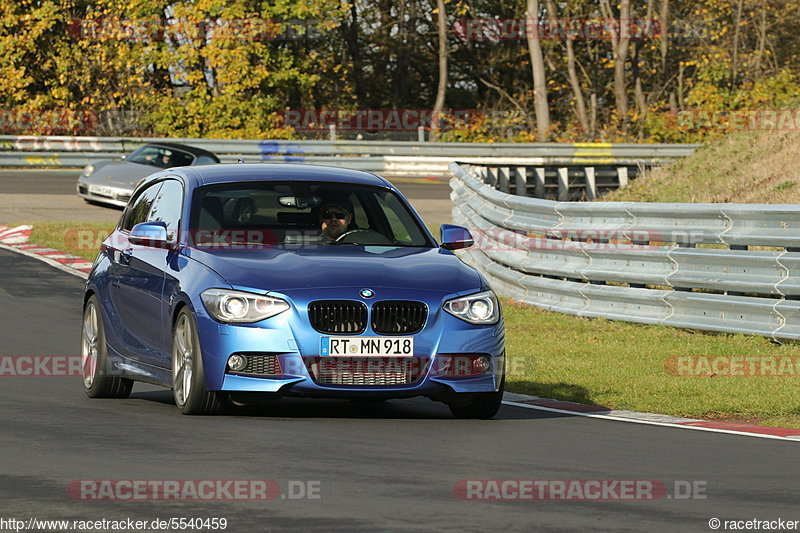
360;288;375;299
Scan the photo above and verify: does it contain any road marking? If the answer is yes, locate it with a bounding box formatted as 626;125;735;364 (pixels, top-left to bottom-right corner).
502;398;800;442
0;242;88;279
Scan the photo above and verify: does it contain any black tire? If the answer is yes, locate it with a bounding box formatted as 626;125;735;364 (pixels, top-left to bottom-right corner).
172;308;226;415
448;377;504;419
82;296;133;399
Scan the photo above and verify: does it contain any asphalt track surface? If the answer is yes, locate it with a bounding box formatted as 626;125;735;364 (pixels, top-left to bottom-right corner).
0;169;453;227
0;247;798;532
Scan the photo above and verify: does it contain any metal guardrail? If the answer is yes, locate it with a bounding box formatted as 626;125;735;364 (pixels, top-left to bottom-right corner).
459;161;665;200
449;161;800;341
0;135;699;178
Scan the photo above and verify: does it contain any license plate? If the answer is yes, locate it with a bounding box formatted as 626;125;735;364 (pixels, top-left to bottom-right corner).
321;337;414;357
88;184;116;197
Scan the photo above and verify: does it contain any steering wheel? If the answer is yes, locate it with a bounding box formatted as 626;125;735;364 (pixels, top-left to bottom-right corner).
335;229;393;245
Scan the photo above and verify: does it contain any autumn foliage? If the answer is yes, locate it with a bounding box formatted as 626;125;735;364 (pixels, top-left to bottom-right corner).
1;0;799;142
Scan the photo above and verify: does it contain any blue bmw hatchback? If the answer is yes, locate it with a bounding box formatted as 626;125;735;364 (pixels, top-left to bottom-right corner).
81;164;505;417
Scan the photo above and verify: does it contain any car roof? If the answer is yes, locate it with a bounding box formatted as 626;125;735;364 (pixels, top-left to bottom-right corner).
140;142;218;159
178;163;394;189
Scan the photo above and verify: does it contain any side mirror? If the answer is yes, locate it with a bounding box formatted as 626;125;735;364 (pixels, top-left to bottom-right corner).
130;221;171;248
440;224;474;250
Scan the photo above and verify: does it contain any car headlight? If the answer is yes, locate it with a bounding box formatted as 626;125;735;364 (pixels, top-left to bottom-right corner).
443;290;500;325
81;164;94;177
201;288;290;323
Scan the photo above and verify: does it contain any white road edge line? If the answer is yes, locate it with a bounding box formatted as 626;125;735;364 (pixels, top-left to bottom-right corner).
0;243;89;280
501;400;800;443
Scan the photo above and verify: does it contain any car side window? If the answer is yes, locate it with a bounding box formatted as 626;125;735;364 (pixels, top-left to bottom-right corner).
350;194;369;229
194;155;218;165
375;192;425;244
148;179;183;240
122;182;163;231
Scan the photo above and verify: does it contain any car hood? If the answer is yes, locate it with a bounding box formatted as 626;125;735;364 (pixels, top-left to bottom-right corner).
82;161;157;188
186;245;485;295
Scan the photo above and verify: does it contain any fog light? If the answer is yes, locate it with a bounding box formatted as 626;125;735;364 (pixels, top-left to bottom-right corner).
438;354;492;376
228;354;248;372
472;355;490;374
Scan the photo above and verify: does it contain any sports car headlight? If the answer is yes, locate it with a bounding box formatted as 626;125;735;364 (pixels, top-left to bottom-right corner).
443;290;500;325
201;289;289;323
81;164;94;177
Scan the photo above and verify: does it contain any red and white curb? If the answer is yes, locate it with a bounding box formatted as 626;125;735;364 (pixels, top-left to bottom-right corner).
0;225;91;279
502;392;800;442
2;225;798;441
0;224;32;244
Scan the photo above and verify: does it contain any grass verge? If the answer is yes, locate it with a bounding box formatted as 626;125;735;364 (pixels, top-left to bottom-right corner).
17;221;800;428
603;131;800;203
503;299;800;428
27;221;116;261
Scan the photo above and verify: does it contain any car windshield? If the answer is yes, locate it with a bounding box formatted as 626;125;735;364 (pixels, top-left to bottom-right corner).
189;181;433;248
127;145;195;169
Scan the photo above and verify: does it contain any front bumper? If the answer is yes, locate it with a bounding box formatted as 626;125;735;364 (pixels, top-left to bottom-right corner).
76;180;132;207
193;291;505;398
218;353;505;398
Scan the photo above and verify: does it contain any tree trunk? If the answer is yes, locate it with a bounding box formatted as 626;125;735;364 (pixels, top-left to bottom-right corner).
633;0;648;125
635;77;646;138
731;0;744;87
342;1;365;104
660;0;669;76
566;38;589;132
613;0;630;127
601;0;630;128
392;0;414;108
547;0;586;133
755;0;767;72
430;0;448;141
638;0;654;119
526;0;550;141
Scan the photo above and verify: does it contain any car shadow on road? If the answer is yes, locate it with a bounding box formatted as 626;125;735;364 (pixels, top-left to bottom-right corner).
508;381;598;405
128;388;582;421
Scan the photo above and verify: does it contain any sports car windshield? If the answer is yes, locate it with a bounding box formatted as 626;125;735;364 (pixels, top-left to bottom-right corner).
127;145;195;169
189;181;433;248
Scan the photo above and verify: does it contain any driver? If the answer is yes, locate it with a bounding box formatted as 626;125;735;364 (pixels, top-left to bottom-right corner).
317;197;353;241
